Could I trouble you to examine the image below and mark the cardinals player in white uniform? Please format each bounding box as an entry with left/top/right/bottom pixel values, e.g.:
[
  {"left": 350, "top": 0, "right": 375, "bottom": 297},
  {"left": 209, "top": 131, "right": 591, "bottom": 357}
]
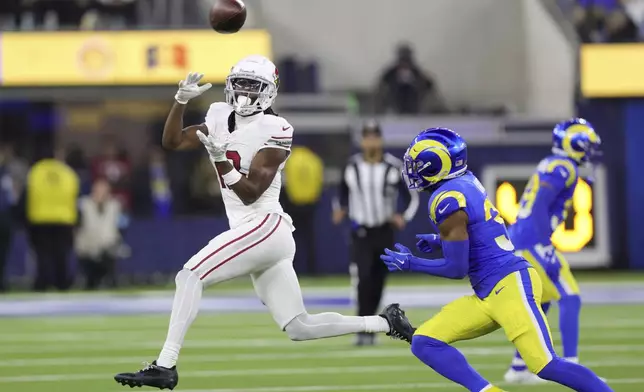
[{"left": 114, "top": 55, "right": 414, "bottom": 390}]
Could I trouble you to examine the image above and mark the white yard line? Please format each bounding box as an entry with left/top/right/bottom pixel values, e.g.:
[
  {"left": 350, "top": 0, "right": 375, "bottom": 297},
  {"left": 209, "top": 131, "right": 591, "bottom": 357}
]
[
  {"left": 2, "top": 346, "right": 643, "bottom": 368},
  {"left": 2, "top": 360, "right": 644, "bottom": 383},
  {"left": 3, "top": 339, "right": 644, "bottom": 356}
]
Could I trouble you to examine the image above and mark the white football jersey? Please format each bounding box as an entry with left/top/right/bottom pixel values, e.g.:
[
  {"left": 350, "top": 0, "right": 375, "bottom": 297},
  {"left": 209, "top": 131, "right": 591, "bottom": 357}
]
[{"left": 204, "top": 102, "right": 294, "bottom": 230}]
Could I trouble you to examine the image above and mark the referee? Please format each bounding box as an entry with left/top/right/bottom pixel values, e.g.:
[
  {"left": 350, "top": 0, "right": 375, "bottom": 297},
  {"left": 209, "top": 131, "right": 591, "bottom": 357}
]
[{"left": 332, "top": 121, "right": 419, "bottom": 346}]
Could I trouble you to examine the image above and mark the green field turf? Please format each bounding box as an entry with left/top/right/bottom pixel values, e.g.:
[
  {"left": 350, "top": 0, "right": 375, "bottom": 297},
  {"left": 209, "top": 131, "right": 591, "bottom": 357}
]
[{"left": 0, "top": 304, "right": 642, "bottom": 391}]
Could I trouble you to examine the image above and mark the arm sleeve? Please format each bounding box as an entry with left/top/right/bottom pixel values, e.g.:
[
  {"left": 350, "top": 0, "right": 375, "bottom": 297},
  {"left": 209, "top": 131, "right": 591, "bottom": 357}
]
[
  {"left": 527, "top": 160, "right": 576, "bottom": 233},
  {"left": 528, "top": 175, "right": 563, "bottom": 235},
  {"left": 409, "top": 239, "right": 469, "bottom": 279}
]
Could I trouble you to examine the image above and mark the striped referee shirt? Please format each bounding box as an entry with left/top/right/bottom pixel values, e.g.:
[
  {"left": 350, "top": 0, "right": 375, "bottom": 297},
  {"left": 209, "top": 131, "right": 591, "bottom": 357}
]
[{"left": 335, "top": 153, "right": 419, "bottom": 228}]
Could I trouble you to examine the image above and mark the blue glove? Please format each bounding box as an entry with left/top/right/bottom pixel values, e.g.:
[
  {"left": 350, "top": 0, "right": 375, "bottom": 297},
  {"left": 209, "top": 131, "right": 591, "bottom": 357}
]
[
  {"left": 380, "top": 243, "right": 412, "bottom": 272},
  {"left": 416, "top": 233, "right": 442, "bottom": 253},
  {"left": 541, "top": 245, "right": 561, "bottom": 281}
]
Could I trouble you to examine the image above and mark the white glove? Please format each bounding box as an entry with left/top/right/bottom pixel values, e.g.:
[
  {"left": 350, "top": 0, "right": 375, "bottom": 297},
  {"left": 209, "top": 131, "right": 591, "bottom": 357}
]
[
  {"left": 175, "top": 72, "right": 212, "bottom": 105},
  {"left": 196, "top": 131, "right": 228, "bottom": 162}
]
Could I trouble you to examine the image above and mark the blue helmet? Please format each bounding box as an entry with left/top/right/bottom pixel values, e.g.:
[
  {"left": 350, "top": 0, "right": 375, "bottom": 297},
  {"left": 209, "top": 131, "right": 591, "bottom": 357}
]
[
  {"left": 552, "top": 118, "right": 601, "bottom": 164},
  {"left": 402, "top": 127, "right": 468, "bottom": 190}
]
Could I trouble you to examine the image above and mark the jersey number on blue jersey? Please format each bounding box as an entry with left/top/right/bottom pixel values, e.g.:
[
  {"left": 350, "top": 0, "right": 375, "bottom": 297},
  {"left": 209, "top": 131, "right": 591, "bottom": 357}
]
[
  {"left": 484, "top": 198, "right": 515, "bottom": 252},
  {"left": 517, "top": 173, "right": 539, "bottom": 219}
]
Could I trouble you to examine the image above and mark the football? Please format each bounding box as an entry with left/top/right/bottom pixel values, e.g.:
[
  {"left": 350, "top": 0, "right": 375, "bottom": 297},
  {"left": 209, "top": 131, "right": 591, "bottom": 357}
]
[{"left": 209, "top": 0, "right": 247, "bottom": 34}]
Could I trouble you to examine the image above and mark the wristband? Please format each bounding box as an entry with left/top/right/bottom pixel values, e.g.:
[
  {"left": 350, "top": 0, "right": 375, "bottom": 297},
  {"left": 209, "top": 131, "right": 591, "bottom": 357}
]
[{"left": 222, "top": 170, "right": 243, "bottom": 186}]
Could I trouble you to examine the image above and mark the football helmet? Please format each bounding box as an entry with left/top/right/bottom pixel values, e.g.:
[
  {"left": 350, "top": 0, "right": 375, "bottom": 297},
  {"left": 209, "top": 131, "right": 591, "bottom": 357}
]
[
  {"left": 225, "top": 55, "right": 279, "bottom": 116},
  {"left": 552, "top": 117, "right": 601, "bottom": 164},
  {"left": 402, "top": 127, "right": 468, "bottom": 190}
]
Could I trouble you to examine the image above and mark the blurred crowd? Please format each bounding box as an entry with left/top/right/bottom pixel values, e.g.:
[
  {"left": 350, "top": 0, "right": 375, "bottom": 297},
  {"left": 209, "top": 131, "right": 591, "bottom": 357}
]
[{"left": 569, "top": 0, "right": 644, "bottom": 42}]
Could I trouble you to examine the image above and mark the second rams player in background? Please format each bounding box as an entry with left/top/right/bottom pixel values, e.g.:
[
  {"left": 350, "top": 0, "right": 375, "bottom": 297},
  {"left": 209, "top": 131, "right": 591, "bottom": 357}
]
[
  {"left": 504, "top": 118, "right": 603, "bottom": 384},
  {"left": 380, "top": 127, "right": 612, "bottom": 391}
]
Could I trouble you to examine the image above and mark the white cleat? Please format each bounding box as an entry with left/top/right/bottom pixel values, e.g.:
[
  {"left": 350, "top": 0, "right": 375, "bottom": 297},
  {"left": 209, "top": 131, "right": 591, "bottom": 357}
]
[{"left": 503, "top": 368, "right": 548, "bottom": 384}]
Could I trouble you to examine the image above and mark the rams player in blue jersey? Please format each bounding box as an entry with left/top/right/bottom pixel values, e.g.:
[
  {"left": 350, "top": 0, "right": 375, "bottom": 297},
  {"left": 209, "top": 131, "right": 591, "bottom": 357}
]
[
  {"left": 380, "top": 127, "right": 612, "bottom": 392},
  {"left": 503, "top": 118, "right": 602, "bottom": 384}
]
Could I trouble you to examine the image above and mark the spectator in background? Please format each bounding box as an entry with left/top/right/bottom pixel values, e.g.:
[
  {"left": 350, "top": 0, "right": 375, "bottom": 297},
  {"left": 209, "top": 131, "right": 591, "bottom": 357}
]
[
  {"left": 572, "top": 4, "right": 604, "bottom": 42},
  {"left": 80, "top": 0, "right": 137, "bottom": 30},
  {"left": 65, "top": 144, "right": 92, "bottom": 195},
  {"left": 0, "top": 143, "right": 28, "bottom": 200},
  {"left": 23, "top": 148, "right": 79, "bottom": 291},
  {"left": 189, "top": 154, "right": 223, "bottom": 215},
  {"left": 375, "top": 44, "right": 447, "bottom": 114},
  {"left": 92, "top": 136, "right": 131, "bottom": 211},
  {"left": 605, "top": 8, "right": 639, "bottom": 41},
  {"left": 0, "top": 148, "right": 16, "bottom": 292},
  {"left": 281, "top": 146, "right": 324, "bottom": 275},
  {"left": 76, "top": 178, "right": 123, "bottom": 290},
  {"left": 133, "top": 146, "right": 173, "bottom": 218}
]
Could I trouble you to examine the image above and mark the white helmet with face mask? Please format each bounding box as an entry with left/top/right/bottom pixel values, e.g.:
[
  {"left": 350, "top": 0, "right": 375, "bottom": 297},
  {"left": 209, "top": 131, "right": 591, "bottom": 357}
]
[{"left": 225, "top": 55, "right": 279, "bottom": 116}]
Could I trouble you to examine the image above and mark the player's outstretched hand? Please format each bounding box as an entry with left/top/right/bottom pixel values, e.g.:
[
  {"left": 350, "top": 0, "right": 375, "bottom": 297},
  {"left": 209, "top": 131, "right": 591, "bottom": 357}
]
[
  {"left": 380, "top": 243, "right": 412, "bottom": 272},
  {"left": 175, "top": 72, "right": 212, "bottom": 104},
  {"left": 416, "top": 233, "right": 441, "bottom": 253},
  {"left": 197, "top": 131, "right": 228, "bottom": 162}
]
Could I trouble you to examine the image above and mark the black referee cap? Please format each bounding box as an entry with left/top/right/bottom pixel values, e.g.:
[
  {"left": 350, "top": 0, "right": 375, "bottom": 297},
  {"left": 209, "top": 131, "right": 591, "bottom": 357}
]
[{"left": 362, "top": 120, "right": 382, "bottom": 137}]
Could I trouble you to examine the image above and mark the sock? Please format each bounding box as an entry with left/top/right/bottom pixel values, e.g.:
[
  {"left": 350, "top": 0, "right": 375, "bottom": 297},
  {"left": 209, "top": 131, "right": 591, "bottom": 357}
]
[
  {"left": 559, "top": 295, "right": 581, "bottom": 359},
  {"left": 411, "top": 335, "right": 491, "bottom": 392},
  {"left": 538, "top": 357, "right": 613, "bottom": 392},
  {"left": 511, "top": 302, "right": 551, "bottom": 371},
  {"left": 157, "top": 269, "right": 203, "bottom": 368},
  {"left": 285, "top": 312, "right": 389, "bottom": 340}
]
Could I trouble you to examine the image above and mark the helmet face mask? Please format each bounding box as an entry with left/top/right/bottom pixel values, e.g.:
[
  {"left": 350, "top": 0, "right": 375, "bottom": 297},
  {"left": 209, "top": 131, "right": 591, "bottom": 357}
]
[{"left": 225, "top": 55, "right": 279, "bottom": 116}]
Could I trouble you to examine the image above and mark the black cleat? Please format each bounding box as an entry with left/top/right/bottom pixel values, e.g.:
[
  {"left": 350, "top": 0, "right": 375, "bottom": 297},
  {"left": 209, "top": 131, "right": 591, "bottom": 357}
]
[
  {"left": 114, "top": 361, "right": 179, "bottom": 390},
  {"left": 379, "top": 303, "right": 416, "bottom": 344}
]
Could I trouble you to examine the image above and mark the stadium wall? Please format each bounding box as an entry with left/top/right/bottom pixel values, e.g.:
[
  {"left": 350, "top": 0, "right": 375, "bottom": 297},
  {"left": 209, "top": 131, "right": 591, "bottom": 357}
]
[
  {"left": 522, "top": 0, "right": 576, "bottom": 118},
  {"left": 263, "top": 0, "right": 574, "bottom": 116},
  {"left": 262, "top": 0, "right": 528, "bottom": 110}
]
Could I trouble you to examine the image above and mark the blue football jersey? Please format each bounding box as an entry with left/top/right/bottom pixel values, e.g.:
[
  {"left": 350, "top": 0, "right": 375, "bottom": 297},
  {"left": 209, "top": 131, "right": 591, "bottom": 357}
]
[
  {"left": 509, "top": 155, "right": 579, "bottom": 249},
  {"left": 428, "top": 171, "right": 529, "bottom": 298}
]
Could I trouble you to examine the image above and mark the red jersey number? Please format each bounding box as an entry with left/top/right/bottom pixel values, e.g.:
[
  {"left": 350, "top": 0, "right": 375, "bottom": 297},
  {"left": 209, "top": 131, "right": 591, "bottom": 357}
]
[{"left": 218, "top": 150, "right": 242, "bottom": 189}]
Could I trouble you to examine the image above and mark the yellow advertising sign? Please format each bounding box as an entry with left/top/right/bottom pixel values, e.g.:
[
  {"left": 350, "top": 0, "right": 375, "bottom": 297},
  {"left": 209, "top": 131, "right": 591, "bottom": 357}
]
[
  {"left": 580, "top": 44, "right": 644, "bottom": 98},
  {"left": 0, "top": 30, "right": 271, "bottom": 86}
]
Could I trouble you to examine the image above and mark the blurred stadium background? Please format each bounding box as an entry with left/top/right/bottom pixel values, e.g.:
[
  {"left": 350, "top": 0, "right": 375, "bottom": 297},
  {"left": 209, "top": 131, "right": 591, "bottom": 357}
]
[{"left": 1, "top": 0, "right": 644, "bottom": 391}]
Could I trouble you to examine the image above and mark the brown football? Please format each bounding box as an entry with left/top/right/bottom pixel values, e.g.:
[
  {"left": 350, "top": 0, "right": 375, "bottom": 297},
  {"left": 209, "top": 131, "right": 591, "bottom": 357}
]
[{"left": 209, "top": 0, "right": 247, "bottom": 34}]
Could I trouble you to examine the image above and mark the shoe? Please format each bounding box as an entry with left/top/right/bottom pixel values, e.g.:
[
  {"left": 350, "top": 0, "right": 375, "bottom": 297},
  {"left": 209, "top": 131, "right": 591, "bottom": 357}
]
[
  {"left": 503, "top": 368, "right": 546, "bottom": 384},
  {"left": 114, "top": 361, "right": 179, "bottom": 390},
  {"left": 379, "top": 303, "right": 415, "bottom": 343}
]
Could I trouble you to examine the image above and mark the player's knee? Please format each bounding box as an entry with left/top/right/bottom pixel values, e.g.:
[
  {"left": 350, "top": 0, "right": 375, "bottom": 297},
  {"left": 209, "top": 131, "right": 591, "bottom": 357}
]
[
  {"left": 175, "top": 268, "right": 201, "bottom": 287},
  {"left": 559, "top": 294, "right": 582, "bottom": 310},
  {"left": 284, "top": 313, "right": 311, "bottom": 341}
]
